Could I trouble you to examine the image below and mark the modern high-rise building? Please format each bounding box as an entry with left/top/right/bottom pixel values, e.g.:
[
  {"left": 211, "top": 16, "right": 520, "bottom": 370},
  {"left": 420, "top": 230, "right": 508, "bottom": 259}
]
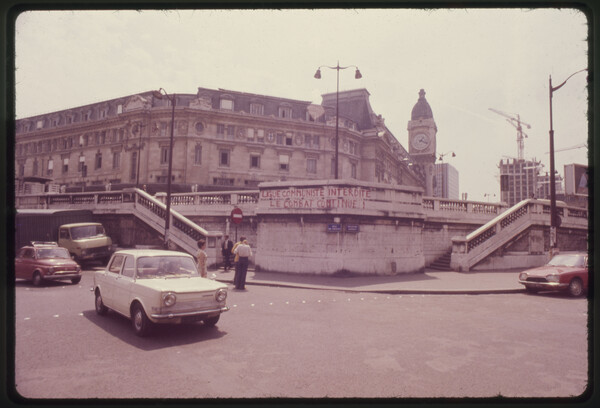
[
  {"left": 15, "top": 87, "right": 427, "bottom": 194},
  {"left": 433, "top": 162, "right": 459, "bottom": 199},
  {"left": 498, "top": 159, "right": 562, "bottom": 206},
  {"left": 535, "top": 171, "right": 565, "bottom": 200}
]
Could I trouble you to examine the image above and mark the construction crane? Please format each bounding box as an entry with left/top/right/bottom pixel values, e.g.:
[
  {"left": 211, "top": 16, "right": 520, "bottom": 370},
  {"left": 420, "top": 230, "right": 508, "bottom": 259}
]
[
  {"left": 545, "top": 143, "right": 587, "bottom": 154},
  {"left": 489, "top": 108, "right": 532, "bottom": 161}
]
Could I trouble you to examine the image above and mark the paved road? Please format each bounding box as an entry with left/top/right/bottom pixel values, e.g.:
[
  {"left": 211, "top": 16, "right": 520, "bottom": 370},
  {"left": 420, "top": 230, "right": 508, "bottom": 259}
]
[{"left": 12, "top": 270, "right": 589, "bottom": 400}]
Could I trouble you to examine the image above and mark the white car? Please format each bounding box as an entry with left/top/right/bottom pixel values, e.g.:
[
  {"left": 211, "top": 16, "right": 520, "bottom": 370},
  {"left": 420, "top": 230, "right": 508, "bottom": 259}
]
[{"left": 92, "top": 249, "right": 229, "bottom": 336}]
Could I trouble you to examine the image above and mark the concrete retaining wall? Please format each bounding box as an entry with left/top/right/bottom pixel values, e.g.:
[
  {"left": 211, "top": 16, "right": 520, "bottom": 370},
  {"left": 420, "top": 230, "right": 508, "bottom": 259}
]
[
  {"left": 253, "top": 180, "right": 426, "bottom": 276},
  {"left": 255, "top": 215, "right": 425, "bottom": 275}
]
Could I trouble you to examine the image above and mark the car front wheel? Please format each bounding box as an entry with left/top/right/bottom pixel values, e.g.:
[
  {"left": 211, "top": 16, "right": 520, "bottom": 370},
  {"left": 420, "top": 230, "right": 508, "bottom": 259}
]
[
  {"left": 524, "top": 286, "right": 539, "bottom": 294},
  {"left": 203, "top": 315, "right": 220, "bottom": 327},
  {"left": 95, "top": 290, "right": 108, "bottom": 315},
  {"left": 568, "top": 278, "right": 584, "bottom": 297},
  {"left": 132, "top": 303, "right": 152, "bottom": 336},
  {"left": 71, "top": 277, "right": 81, "bottom": 284},
  {"left": 32, "top": 272, "right": 43, "bottom": 287}
]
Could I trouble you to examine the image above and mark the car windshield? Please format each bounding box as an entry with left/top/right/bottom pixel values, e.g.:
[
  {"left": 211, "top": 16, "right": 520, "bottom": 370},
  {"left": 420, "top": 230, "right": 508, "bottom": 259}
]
[
  {"left": 70, "top": 225, "right": 106, "bottom": 239},
  {"left": 136, "top": 256, "right": 198, "bottom": 279},
  {"left": 548, "top": 254, "right": 586, "bottom": 267},
  {"left": 37, "top": 248, "right": 70, "bottom": 259}
]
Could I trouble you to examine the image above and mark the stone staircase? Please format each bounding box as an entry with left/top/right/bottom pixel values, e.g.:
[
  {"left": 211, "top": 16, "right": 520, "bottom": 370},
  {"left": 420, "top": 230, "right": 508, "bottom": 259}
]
[
  {"left": 429, "top": 249, "right": 452, "bottom": 271},
  {"left": 450, "top": 199, "right": 588, "bottom": 272}
]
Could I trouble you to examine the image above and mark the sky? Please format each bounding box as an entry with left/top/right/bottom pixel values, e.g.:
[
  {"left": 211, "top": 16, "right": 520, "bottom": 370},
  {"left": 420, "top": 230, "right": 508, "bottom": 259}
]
[{"left": 13, "top": 8, "right": 590, "bottom": 202}]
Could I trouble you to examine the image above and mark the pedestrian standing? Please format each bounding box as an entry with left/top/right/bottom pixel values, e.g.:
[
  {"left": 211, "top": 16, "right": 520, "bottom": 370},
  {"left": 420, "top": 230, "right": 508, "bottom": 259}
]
[
  {"left": 196, "top": 239, "right": 208, "bottom": 278},
  {"left": 221, "top": 235, "right": 234, "bottom": 271},
  {"left": 233, "top": 239, "right": 252, "bottom": 290},
  {"left": 231, "top": 236, "right": 246, "bottom": 288}
]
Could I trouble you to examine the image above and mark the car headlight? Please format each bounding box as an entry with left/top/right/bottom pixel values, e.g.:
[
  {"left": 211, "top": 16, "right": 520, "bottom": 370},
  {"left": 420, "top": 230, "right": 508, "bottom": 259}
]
[
  {"left": 546, "top": 274, "right": 560, "bottom": 283},
  {"left": 162, "top": 292, "right": 177, "bottom": 307},
  {"left": 519, "top": 273, "right": 528, "bottom": 281},
  {"left": 215, "top": 288, "right": 227, "bottom": 302}
]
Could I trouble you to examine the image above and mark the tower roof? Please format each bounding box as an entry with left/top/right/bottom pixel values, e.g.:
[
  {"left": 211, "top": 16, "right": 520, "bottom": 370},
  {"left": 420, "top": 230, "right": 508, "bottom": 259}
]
[{"left": 411, "top": 89, "right": 433, "bottom": 120}]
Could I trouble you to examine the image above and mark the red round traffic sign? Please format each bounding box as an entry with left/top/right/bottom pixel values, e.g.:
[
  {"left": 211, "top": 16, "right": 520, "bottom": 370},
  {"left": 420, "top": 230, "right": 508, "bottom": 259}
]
[{"left": 230, "top": 207, "right": 243, "bottom": 224}]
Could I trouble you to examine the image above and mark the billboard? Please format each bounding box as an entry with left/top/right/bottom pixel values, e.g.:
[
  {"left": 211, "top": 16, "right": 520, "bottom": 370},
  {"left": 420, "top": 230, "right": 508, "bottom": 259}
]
[{"left": 564, "top": 164, "right": 588, "bottom": 196}]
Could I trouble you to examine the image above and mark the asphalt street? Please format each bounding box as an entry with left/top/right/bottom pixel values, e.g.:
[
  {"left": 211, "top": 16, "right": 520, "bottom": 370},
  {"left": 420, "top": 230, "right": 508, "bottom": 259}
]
[{"left": 11, "top": 268, "right": 590, "bottom": 401}]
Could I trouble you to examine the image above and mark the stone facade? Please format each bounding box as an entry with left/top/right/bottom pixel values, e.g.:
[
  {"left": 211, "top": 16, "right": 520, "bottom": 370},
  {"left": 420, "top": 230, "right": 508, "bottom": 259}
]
[
  {"left": 15, "top": 87, "right": 425, "bottom": 193},
  {"left": 254, "top": 179, "right": 426, "bottom": 276}
]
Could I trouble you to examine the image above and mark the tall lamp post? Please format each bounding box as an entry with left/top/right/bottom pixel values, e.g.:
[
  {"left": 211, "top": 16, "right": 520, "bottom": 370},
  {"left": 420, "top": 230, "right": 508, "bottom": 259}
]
[
  {"left": 152, "top": 88, "right": 176, "bottom": 248},
  {"left": 548, "top": 68, "right": 586, "bottom": 254},
  {"left": 135, "top": 121, "right": 146, "bottom": 188},
  {"left": 314, "top": 62, "right": 362, "bottom": 179}
]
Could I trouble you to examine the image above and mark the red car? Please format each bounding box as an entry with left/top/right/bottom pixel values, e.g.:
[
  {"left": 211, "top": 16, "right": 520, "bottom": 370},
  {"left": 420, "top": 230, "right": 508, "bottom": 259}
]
[
  {"left": 518, "top": 252, "right": 589, "bottom": 297},
  {"left": 15, "top": 242, "right": 82, "bottom": 286}
]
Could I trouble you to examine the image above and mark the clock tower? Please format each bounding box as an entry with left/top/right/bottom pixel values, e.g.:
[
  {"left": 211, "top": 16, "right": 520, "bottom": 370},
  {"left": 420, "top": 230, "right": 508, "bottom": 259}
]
[{"left": 407, "top": 89, "right": 437, "bottom": 196}]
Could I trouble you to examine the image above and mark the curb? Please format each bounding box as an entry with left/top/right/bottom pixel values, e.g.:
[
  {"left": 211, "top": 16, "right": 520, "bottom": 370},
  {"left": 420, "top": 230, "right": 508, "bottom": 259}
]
[{"left": 215, "top": 277, "right": 525, "bottom": 295}]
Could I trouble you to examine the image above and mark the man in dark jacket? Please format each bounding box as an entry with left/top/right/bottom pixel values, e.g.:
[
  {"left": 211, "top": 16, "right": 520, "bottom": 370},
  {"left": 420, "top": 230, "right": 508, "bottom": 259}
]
[{"left": 221, "top": 235, "right": 234, "bottom": 271}]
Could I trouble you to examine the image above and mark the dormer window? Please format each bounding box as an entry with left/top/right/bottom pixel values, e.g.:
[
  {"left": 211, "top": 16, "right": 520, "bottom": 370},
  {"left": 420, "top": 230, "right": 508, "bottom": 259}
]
[
  {"left": 220, "top": 97, "right": 234, "bottom": 110},
  {"left": 278, "top": 105, "right": 292, "bottom": 118},
  {"left": 36, "top": 120, "right": 44, "bottom": 130},
  {"left": 250, "top": 103, "right": 264, "bottom": 115}
]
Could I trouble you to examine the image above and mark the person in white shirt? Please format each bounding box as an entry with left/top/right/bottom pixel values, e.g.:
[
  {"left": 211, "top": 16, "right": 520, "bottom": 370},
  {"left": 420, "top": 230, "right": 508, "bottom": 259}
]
[
  {"left": 233, "top": 240, "right": 252, "bottom": 290},
  {"left": 196, "top": 239, "right": 208, "bottom": 278}
]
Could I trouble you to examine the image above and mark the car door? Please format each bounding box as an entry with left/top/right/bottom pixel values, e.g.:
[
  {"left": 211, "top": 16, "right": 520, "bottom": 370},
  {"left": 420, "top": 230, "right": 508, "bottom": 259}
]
[
  {"left": 111, "top": 255, "right": 136, "bottom": 317},
  {"left": 15, "top": 248, "right": 35, "bottom": 280},
  {"left": 15, "top": 248, "right": 32, "bottom": 279},
  {"left": 100, "top": 254, "right": 125, "bottom": 309}
]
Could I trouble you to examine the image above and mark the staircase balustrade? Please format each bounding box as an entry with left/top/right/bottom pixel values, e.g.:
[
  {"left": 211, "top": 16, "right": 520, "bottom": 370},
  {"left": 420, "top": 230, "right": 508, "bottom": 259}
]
[{"left": 451, "top": 199, "right": 588, "bottom": 271}]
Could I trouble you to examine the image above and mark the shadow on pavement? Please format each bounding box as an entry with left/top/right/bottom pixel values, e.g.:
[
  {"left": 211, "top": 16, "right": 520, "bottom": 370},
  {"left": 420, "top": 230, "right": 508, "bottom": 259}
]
[
  {"left": 82, "top": 310, "right": 227, "bottom": 350},
  {"left": 249, "top": 270, "right": 438, "bottom": 289}
]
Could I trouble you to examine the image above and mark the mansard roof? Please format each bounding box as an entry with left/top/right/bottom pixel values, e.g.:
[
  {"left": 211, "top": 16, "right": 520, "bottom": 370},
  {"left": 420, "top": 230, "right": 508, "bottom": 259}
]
[
  {"left": 320, "top": 88, "right": 378, "bottom": 131},
  {"left": 196, "top": 86, "right": 314, "bottom": 120}
]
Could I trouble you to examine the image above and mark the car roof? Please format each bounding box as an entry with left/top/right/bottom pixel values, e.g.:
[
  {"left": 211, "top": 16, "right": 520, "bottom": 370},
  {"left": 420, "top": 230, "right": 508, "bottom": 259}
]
[
  {"left": 31, "top": 241, "right": 59, "bottom": 247},
  {"left": 113, "top": 249, "right": 194, "bottom": 258},
  {"left": 60, "top": 222, "right": 103, "bottom": 228}
]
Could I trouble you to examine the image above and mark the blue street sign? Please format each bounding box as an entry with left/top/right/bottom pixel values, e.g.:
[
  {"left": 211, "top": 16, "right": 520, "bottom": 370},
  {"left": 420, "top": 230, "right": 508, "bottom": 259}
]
[
  {"left": 327, "top": 223, "right": 342, "bottom": 232},
  {"left": 346, "top": 224, "right": 360, "bottom": 233}
]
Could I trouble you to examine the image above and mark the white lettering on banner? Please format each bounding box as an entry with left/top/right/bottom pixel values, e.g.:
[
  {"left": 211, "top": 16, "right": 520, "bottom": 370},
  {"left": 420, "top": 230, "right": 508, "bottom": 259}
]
[{"left": 261, "top": 187, "right": 372, "bottom": 210}]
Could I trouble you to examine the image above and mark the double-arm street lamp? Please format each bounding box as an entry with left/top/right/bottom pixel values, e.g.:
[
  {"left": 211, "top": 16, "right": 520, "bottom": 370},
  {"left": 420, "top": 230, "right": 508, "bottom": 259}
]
[
  {"left": 152, "top": 88, "right": 176, "bottom": 248},
  {"left": 314, "top": 62, "right": 362, "bottom": 179},
  {"left": 438, "top": 151, "right": 456, "bottom": 162},
  {"left": 548, "top": 68, "right": 587, "bottom": 253}
]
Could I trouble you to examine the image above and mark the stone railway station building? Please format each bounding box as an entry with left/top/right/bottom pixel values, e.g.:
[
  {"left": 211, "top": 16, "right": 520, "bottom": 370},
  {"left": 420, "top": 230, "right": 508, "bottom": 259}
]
[{"left": 15, "top": 86, "right": 438, "bottom": 195}]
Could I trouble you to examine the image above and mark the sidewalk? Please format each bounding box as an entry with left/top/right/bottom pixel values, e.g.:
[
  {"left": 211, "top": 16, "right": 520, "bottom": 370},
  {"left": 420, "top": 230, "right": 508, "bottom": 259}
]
[{"left": 213, "top": 267, "right": 525, "bottom": 295}]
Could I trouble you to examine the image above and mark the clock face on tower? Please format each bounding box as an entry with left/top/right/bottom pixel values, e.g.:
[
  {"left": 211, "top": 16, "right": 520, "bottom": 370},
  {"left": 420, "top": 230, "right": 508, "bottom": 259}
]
[{"left": 411, "top": 133, "right": 431, "bottom": 151}]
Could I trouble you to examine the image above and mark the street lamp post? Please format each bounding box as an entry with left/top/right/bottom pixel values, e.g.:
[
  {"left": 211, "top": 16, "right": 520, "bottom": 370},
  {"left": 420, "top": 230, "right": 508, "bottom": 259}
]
[
  {"left": 152, "top": 88, "right": 176, "bottom": 248},
  {"left": 314, "top": 62, "right": 362, "bottom": 179},
  {"left": 484, "top": 193, "right": 496, "bottom": 202},
  {"left": 548, "top": 68, "right": 586, "bottom": 254},
  {"left": 135, "top": 122, "right": 146, "bottom": 188},
  {"left": 438, "top": 151, "right": 456, "bottom": 162}
]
